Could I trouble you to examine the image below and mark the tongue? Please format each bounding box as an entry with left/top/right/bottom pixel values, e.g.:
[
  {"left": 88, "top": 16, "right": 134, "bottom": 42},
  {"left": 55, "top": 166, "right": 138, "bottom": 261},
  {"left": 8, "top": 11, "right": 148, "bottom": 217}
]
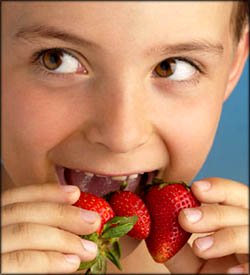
[{"left": 64, "top": 169, "right": 141, "bottom": 197}]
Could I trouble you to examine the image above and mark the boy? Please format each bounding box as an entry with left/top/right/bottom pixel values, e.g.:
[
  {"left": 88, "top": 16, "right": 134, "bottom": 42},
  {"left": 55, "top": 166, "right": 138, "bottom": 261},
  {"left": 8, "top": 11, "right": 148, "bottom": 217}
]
[{"left": 1, "top": 1, "right": 249, "bottom": 274}]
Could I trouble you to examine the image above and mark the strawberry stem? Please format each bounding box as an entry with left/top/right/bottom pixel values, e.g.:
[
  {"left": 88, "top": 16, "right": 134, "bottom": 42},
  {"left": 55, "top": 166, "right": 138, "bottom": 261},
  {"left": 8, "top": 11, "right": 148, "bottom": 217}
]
[
  {"left": 152, "top": 178, "right": 190, "bottom": 190},
  {"left": 78, "top": 216, "right": 138, "bottom": 274},
  {"left": 120, "top": 180, "right": 128, "bottom": 190}
]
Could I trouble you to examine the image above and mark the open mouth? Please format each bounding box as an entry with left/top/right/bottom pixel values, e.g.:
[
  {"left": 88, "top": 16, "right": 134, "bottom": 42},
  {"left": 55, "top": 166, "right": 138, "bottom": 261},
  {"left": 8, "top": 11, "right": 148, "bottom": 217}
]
[{"left": 56, "top": 166, "right": 158, "bottom": 197}]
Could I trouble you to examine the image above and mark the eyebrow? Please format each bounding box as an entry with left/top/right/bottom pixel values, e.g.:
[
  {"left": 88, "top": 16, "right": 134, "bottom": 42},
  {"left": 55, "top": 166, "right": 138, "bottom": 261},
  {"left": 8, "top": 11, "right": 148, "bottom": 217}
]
[
  {"left": 145, "top": 40, "right": 224, "bottom": 57},
  {"left": 15, "top": 24, "right": 224, "bottom": 56},
  {"left": 15, "top": 25, "right": 99, "bottom": 49}
]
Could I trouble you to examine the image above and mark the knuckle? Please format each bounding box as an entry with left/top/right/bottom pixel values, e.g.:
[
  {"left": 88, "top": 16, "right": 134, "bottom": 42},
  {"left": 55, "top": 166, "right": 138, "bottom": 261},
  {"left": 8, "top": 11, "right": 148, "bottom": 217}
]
[
  {"left": 2, "top": 188, "right": 15, "bottom": 206},
  {"left": 210, "top": 205, "right": 223, "bottom": 222},
  {"left": 56, "top": 203, "right": 68, "bottom": 218},
  {"left": 39, "top": 251, "right": 52, "bottom": 271},
  {"left": 226, "top": 227, "right": 238, "bottom": 243},
  {"left": 46, "top": 251, "right": 66, "bottom": 268},
  {"left": 4, "top": 202, "right": 23, "bottom": 217},
  {"left": 11, "top": 223, "right": 31, "bottom": 238},
  {"left": 56, "top": 226, "right": 76, "bottom": 245},
  {"left": 3, "top": 250, "right": 50, "bottom": 273},
  {"left": 4, "top": 202, "right": 18, "bottom": 214},
  {"left": 9, "top": 250, "right": 29, "bottom": 269}
]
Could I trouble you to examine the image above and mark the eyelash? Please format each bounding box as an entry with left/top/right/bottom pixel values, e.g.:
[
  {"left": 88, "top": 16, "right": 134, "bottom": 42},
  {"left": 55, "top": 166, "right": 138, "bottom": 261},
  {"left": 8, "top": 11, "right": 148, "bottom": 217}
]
[
  {"left": 31, "top": 48, "right": 82, "bottom": 79},
  {"left": 152, "top": 56, "right": 203, "bottom": 86},
  {"left": 172, "top": 57, "right": 202, "bottom": 73},
  {"left": 30, "top": 48, "right": 204, "bottom": 84}
]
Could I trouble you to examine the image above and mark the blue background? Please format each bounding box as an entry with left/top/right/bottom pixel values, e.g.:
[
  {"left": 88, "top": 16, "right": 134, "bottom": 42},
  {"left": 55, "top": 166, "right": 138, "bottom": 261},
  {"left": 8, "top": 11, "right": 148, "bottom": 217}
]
[{"left": 195, "top": 59, "right": 249, "bottom": 185}]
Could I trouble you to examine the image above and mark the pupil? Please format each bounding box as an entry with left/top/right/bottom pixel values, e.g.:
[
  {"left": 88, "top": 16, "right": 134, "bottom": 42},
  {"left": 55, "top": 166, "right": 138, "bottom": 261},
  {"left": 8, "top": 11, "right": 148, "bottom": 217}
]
[
  {"left": 155, "top": 58, "right": 176, "bottom": 77},
  {"left": 160, "top": 61, "right": 171, "bottom": 71},
  {"left": 43, "top": 49, "right": 63, "bottom": 70},
  {"left": 50, "top": 53, "right": 60, "bottom": 65}
]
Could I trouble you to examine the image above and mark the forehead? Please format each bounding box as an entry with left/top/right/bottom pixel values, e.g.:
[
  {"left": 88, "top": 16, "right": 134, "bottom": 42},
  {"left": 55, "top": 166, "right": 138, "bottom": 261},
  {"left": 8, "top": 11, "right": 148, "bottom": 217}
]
[{"left": 4, "top": 2, "right": 233, "bottom": 53}]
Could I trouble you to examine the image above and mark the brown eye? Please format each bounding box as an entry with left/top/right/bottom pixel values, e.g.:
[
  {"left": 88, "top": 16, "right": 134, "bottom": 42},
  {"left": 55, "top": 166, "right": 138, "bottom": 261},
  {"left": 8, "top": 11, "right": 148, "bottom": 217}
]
[
  {"left": 39, "top": 48, "right": 84, "bottom": 74},
  {"left": 154, "top": 58, "right": 176, "bottom": 77},
  {"left": 42, "top": 49, "right": 63, "bottom": 70}
]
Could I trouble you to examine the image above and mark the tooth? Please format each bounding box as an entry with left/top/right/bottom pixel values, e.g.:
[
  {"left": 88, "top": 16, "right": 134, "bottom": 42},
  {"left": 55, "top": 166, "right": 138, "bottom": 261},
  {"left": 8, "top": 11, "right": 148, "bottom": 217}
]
[
  {"left": 111, "top": 175, "right": 128, "bottom": 181},
  {"left": 128, "top": 174, "right": 138, "bottom": 179},
  {"left": 96, "top": 174, "right": 107, "bottom": 178},
  {"left": 75, "top": 169, "right": 81, "bottom": 173},
  {"left": 85, "top": 172, "right": 94, "bottom": 177}
]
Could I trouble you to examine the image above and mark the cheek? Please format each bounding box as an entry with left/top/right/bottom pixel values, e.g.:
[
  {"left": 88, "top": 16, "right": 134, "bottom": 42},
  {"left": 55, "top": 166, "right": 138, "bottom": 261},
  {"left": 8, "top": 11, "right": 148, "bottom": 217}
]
[
  {"left": 2, "top": 78, "right": 88, "bottom": 184},
  {"left": 154, "top": 93, "right": 224, "bottom": 181},
  {"left": 3, "top": 88, "right": 64, "bottom": 154}
]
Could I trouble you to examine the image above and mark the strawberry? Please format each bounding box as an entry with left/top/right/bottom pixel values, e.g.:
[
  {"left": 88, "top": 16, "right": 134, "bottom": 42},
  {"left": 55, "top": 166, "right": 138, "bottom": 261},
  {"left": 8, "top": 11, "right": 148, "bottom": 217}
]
[
  {"left": 73, "top": 191, "right": 115, "bottom": 234},
  {"left": 108, "top": 191, "right": 151, "bottom": 240},
  {"left": 144, "top": 179, "right": 200, "bottom": 263},
  {"left": 73, "top": 191, "right": 138, "bottom": 274}
]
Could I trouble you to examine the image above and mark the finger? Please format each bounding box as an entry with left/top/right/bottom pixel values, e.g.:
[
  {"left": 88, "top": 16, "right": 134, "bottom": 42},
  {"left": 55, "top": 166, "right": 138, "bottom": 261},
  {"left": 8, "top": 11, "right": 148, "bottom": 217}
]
[
  {"left": 192, "top": 226, "right": 248, "bottom": 259},
  {"left": 191, "top": 178, "right": 248, "bottom": 208},
  {"left": 227, "top": 263, "right": 249, "bottom": 274},
  {"left": 2, "top": 223, "right": 98, "bottom": 262},
  {"left": 164, "top": 243, "right": 204, "bottom": 274},
  {"left": 2, "top": 250, "right": 80, "bottom": 273},
  {"left": 2, "top": 183, "right": 80, "bottom": 206},
  {"left": 2, "top": 201, "right": 101, "bottom": 235},
  {"left": 179, "top": 204, "right": 248, "bottom": 233}
]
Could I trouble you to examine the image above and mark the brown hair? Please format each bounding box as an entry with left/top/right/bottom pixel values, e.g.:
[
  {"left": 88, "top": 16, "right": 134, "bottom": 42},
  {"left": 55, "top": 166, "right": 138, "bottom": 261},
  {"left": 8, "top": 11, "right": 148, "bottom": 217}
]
[{"left": 232, "top": 1, "right": 249, "bottom": 42}]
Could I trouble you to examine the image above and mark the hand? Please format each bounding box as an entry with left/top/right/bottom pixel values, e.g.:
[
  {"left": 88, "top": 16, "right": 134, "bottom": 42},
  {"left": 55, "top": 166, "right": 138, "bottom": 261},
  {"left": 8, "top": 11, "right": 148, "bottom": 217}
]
[
  {"left": 164, "top": 177, "right": 249, "bottom": 274},
  {"left": 1, "top": 183, "right": 101, "bottom": 273}
]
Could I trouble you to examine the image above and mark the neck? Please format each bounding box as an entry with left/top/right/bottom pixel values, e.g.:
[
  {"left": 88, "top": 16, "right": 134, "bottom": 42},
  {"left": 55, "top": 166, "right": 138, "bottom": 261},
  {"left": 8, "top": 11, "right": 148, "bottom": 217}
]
[{"left": 107, "top": 238, "right": 168, "bottom": 273}]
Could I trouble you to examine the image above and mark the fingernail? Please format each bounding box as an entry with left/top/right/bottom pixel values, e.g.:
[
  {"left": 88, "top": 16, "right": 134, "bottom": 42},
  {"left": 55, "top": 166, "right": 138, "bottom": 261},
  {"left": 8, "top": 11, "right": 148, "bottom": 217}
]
[
  {"left": 195, "top": 236, "right": 214, "bottom": 251},
  {"left": 65, "top": 254, "right": 80, "bottom": 264},
  {"left": 82, "top": 239, "right": 98, "bottom": 254},
  {"left": 61, "top": 185, "right": 78, "bottom": 193},
  {"left": 193, "top": 180, "right": 211, "bottom": 191},
  {"left": 227, "top": 265, "right": 244, "bottom": 274},
  {"left": 81, "top": 209, "right": 100, "bottom": 224},
  {"left": 183, "top": 208, "right": 202, "bottom": 223}
]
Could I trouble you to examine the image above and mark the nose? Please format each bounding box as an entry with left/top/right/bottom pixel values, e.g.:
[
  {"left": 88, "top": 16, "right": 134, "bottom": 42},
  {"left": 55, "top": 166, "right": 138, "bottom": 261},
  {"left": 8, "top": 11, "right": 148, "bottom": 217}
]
[{"left": 84, "top": 78, "right": 153, "bottom": 153}]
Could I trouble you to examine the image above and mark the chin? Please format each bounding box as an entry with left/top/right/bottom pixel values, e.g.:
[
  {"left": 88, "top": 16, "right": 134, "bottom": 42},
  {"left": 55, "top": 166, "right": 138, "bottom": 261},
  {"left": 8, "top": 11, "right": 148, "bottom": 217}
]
[{"left": 119, "top": 235, "right": 142, "bottom": 259}]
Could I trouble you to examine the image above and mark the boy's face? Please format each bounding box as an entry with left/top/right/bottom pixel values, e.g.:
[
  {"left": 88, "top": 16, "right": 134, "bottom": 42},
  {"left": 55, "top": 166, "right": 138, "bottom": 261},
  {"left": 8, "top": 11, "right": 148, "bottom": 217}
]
[{"left": 2, "top": 2, "right": 238, "bottom": 192}]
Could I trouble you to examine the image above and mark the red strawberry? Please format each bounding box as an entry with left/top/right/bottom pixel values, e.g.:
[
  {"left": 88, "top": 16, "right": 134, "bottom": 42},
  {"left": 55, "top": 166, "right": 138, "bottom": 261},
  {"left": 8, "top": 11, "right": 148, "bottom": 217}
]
[
  {"left": 144, "top": 180, "right": 200, "bottom": 263},
  {"left": 73, "top": 191, "right": 115, "bottom": 234},
  {"left": 73, "top": 191, "right": 138, "bottom": 274},
  {"left": 109, "top": 191, "right": 151, "bottom": 240}
]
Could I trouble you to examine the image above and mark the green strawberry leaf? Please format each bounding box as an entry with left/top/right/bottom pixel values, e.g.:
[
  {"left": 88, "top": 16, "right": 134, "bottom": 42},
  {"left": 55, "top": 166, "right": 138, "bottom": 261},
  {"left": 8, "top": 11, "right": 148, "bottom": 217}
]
[
  {"left": 102, "top": 216, "right": 138, "bottom": 233},
  {"left": 106, "top": 250, "right": 122, "bottom": 270},
  {"left": 78, "top": 258, "right": 97, "bottom": 271},
  {"left": 90, "top": 254, "right": 107, "bottom": 274},
  {"left": 102, "top": 222, "right": 135, "bottom": 239},
  {"left": 111, "top": 240, "right": 121, "bottom": 259},
  {"left": 152, "top": 177, "right": 164, "bottom": 185},
  {"left": 102, "top": 216, "right": 138, "bottom": 238},
  {"left": 102, "top": 216, "right": 125, "bottom": 231},
  {"left": 79, "top": 250, "right": 100, "bottom": 271},
  {"left": 81, "top": 232, "right": 99, "bottom": 242},
  {"left": 85, "top": 268, "right": 91, "bottom": 275},
  {"left": 120, "top": 180, "right": 128, "bottom": 190}
]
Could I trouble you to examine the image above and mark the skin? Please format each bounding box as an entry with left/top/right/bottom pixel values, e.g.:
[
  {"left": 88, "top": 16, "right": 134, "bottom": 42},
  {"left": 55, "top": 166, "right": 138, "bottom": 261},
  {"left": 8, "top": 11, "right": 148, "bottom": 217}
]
[{"left": 1, "top": 1, "right": 249, "bottom": 274}]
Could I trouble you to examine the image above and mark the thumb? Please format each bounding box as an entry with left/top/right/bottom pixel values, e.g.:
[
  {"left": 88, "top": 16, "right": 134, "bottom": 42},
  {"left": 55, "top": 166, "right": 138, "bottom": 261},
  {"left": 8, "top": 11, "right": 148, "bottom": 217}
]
[{"left": 164, "top": 241, "right": 204, "bottom": 274}]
